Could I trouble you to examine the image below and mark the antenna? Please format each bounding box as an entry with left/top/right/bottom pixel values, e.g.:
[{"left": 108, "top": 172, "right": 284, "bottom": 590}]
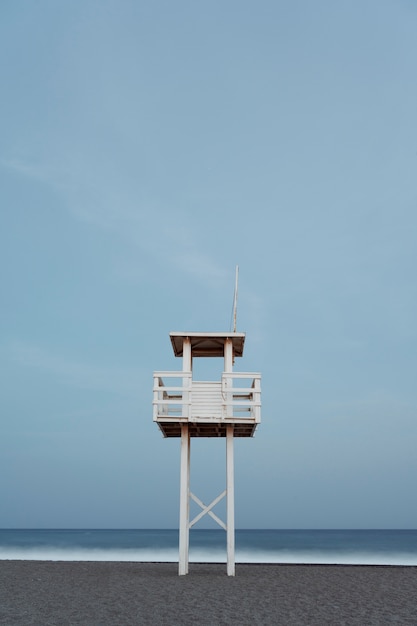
[{"left": 233, "top": 265, "right": 239, "bottom": 332}]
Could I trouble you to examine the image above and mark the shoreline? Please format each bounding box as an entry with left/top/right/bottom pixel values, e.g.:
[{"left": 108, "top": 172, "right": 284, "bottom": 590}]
[
  {"left": 2, "top": 558, "right": 417, "bottom": 567},
  {"left": 1, "top": 561, "right": 416, "bottom": 625}
]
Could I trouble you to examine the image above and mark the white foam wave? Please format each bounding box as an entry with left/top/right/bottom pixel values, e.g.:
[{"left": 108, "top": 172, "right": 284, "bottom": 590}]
[
  {"left": 1, "top": 546, "right": 416, "bottom": 566},
  {"left": 234, "top": 549, "right": 417, "bottom": 566},
  {"left": 0, "top": 547, "right": 179, "bottom": 562}
]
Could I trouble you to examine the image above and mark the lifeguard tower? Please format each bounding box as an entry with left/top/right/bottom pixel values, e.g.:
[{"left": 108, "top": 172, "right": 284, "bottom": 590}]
[{"left": 153, "top": 330, "right": 261, "bottom": 575}]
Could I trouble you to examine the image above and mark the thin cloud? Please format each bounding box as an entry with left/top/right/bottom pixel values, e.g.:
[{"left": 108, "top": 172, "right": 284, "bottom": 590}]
[
  {"left": 9, "top": 341, "right": 143, "bottom": 396},
  {"left": 1, "top": 157, "right": 57, "bottom": 184},
  {"left": 174, "top": 250, "right": 229, "bottom": 282},
  {"left": 3, "top": 154, "right": 232, "bottom": 286}
]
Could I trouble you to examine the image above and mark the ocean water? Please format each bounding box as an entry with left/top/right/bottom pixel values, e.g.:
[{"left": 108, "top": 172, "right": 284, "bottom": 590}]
[{"left": 1, "top": 529, "right": 417, "bottom": 565}]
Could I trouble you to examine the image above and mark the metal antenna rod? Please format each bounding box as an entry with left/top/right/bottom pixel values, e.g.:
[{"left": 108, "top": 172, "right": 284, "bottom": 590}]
[{"left": 233, "top": 265, "right": 239, "bottom": 333}]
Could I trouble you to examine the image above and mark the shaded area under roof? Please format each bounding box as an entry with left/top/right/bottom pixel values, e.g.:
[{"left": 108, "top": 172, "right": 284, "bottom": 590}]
[{"left": 169, "top": 332, "right": 246, "bottom": 358}]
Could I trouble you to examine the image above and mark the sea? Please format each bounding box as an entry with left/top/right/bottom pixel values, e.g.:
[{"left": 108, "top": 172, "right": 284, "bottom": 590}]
[{"left": 1, "top": 529, "right": 417, "bottom": 565}]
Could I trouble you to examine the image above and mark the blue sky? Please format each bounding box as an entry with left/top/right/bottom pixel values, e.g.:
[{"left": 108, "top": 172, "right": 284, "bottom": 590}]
[{"left": 1, "top": 0, "right": 416, "bottom": 529}]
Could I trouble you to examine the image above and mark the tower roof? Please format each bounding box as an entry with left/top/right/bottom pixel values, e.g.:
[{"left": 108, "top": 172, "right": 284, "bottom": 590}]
[{"left": 169, "top": 332, "right": 246, "bottom": 358}]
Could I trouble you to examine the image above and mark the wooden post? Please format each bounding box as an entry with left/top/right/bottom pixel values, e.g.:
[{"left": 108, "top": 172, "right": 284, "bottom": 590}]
[
  {"left": 179, "top": 423, "right": 190, "bottom": 575},
  {"left": 179, "top": 337, "right": 192, "bottom": 575},
  {"left": 224, "top": 337, "right": 233, "bottom": 373},
  {"left": 224, "top": 338, "right": 235, "bottom": 575},
  {"left": 226, "top": 424, "right": 235, "bottom": 576}
]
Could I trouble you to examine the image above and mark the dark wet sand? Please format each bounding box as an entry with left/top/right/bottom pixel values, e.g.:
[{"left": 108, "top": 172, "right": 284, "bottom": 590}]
[{"left": 1, "top": 561, "right": 416, "bottom": 625}]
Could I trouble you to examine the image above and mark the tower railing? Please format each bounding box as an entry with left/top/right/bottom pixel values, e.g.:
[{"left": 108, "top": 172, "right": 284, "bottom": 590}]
[
  {"left": 152, "top": 371, "right": 192, "bottom": 419},
  {"left": 153, "top": 371, "right": 261, "bottom": 422}
]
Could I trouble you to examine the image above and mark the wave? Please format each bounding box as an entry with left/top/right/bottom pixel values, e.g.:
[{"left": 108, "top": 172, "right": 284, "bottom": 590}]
[{"left": 1, "top": 545, "right": 416, "bottom": 566}]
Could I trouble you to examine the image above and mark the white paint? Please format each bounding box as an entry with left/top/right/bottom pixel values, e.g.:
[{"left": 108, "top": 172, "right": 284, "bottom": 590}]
[
  {"left": 178, "top": 423, "right": 190, "bottom": 575},
  {"left": 226, "top": 424, "right": 235, "bottom": 576},
  {"left": 154, "top": 331, "right": 261, "bottom": 575}
]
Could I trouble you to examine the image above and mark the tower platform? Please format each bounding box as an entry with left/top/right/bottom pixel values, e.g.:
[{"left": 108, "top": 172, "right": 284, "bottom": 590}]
[
  {"left": 153, "top": 333, "right": 261, "bottom": 438},
  {"left": 155, "top": 419, "right": 258, "bottom": 438}
]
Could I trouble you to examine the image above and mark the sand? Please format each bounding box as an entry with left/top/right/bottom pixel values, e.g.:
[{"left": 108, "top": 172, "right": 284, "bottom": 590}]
[{"left": 0, "top": 561, "right": 416, "bottom": 625}]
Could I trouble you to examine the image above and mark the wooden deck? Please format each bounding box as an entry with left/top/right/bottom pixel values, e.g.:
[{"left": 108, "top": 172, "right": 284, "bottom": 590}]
[{"left": 155, "top": 419, "right": 258, "bottom": 438}]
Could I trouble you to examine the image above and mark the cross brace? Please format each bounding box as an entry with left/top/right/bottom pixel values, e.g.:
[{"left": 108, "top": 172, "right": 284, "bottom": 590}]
[{"left": 189, "top": 491, "right": 227, "bottom": 530}]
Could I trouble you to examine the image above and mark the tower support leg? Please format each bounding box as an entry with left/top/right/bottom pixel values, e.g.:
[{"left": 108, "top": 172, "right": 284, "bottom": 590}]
[
  {"left": 179, "top": 424, "right": 190, "bottom": 575},
  {"left": 226, "top": 425, "right": 235, "bottom": 576}
]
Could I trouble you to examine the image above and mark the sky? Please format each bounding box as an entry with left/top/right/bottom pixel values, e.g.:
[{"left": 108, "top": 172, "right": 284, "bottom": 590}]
[{"left": 1, "top": 0, "right": 416, "bottom": 530}]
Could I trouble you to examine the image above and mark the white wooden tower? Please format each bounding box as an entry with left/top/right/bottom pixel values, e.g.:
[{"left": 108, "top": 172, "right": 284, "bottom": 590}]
[{"left": 153, "top": 331, "right": 261, "bottom": 575}]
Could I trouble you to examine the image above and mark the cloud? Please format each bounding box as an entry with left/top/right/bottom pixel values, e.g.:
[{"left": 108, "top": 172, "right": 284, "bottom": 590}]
[
  {"left": 1, "top": 157, "right": 59, "bottom": 186},
  {"left": 2, "top": 154, "right": 229, "bottom": 285},
  {"left": 323, "top": 390, "right": 417, "bottom": 435},
  {"left": 8, "top": 341, "right": 144, "bottom": 396}
]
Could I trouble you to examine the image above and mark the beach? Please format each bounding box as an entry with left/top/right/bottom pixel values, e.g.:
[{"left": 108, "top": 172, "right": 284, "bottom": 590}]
[{"left": 1, "top": 562, "right": 416, "bottom": 625}]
